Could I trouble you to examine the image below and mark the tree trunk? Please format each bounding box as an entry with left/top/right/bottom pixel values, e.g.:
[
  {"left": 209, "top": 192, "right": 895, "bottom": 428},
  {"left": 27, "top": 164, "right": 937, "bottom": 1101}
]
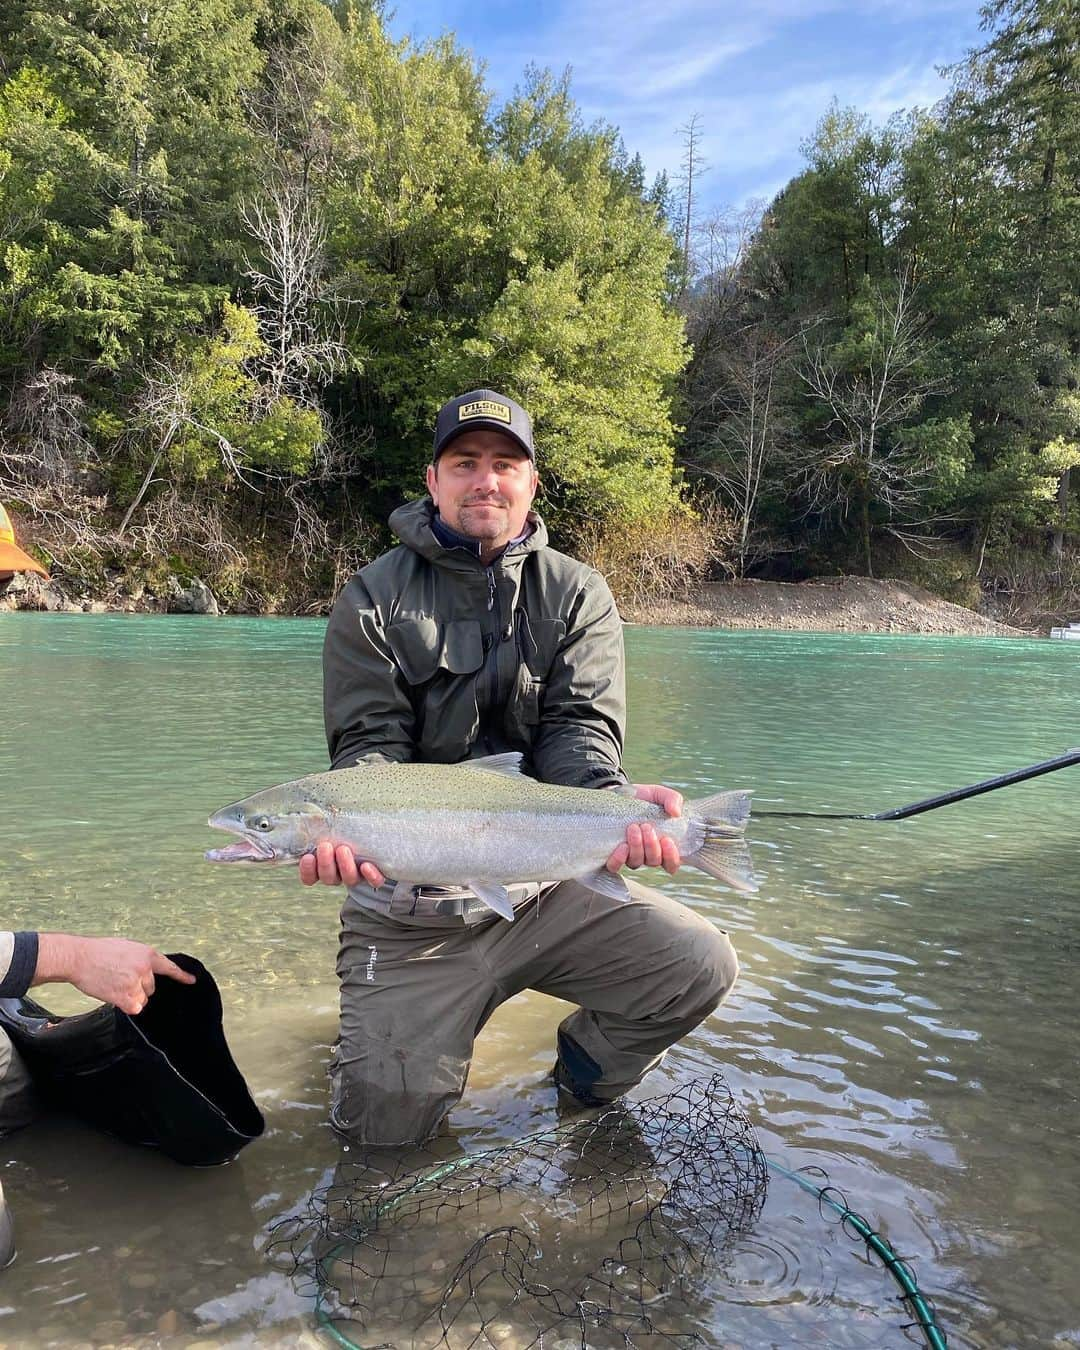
[
  {"left": 975, "top": 518, "right": 989, "bottom": 578},
  {"left": 117, "top": 449, "right": 162, "bottom": 537},
  {"left": 862, "top": 494, "right": 873, "bottom": 578},
  {"left": 118, "top": 420, "right": 176, "bottom": 536},
  {"left": 1051, "top": 465, "right": 1070, "bottom": 557}
]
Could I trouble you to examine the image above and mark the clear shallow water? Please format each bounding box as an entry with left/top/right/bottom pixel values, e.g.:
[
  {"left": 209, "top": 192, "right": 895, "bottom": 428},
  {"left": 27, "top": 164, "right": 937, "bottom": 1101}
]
[{"left": 1, "top": 614, "right": 1078, "bottom": 1349}]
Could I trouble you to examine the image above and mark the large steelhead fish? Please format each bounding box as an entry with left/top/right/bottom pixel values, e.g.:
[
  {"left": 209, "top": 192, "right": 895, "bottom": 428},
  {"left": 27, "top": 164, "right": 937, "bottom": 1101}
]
[{"left": 205, "top": 753, "right": 755, "bottom": 920}]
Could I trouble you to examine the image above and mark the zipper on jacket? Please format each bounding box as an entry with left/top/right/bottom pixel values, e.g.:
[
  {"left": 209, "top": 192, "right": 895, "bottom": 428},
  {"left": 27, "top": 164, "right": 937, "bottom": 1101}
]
[
  {"left": 487, "top": 567, "right": 501, "bottom": 709},
  {"left": 482, "top": 566, "right": 500, "bottom": 752}
]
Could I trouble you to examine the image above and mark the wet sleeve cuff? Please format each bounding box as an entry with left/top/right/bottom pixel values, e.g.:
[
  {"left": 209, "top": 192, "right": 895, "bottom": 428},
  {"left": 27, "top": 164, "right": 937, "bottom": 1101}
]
[
  {"left": 0, "top": 931, "right": 38, "bottom": 998},
  {"left": 579, "top": 764, "right": 630, "bottom": 790}
]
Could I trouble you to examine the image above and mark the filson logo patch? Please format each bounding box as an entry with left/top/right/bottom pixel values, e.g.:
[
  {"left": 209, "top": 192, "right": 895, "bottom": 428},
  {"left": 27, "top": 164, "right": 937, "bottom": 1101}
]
[{"left": 458, "top": 399, "right": 512, "bottom": 424}]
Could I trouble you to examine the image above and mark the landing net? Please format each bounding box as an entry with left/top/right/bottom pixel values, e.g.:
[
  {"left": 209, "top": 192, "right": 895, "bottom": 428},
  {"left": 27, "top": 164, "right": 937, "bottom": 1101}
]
[{"left": 270, "top": 1073, "right": 768, "bottom": 1349}]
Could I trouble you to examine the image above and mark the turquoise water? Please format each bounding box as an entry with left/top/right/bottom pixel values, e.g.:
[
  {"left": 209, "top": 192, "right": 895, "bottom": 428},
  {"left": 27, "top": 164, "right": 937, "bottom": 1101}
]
[{"left": 1, "top": 614, "right": 1078, "bottom": 1348}]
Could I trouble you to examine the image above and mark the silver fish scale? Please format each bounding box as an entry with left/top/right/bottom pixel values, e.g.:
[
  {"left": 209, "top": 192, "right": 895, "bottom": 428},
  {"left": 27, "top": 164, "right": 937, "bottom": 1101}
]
[
  {"left": 327, "top": 806, "right": 697, "bottom": 886},
  {"left": 299, "top": 762, "right": 664, "bottom": 820}
]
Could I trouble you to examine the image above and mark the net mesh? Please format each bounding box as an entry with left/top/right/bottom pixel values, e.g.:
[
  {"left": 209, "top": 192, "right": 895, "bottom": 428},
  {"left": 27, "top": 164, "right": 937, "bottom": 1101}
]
[{"left": 270, "top": 1073, "right": 768, "bottom": 1349}]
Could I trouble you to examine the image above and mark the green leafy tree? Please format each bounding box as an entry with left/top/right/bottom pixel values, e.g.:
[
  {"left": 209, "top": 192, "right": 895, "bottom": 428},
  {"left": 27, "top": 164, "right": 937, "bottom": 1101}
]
[
  {"left": 0, "top": 0, "right": 266, "bottom": 379},
  {"left": 319, "top": 21, "right": 687, "bottom": 536},
  {"left": 0, "top": 0, "right": 703, "bottom": 603}
]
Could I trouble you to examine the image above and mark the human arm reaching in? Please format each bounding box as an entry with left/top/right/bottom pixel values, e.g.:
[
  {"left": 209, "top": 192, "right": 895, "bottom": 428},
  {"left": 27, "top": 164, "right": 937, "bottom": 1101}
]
[{"left": 30, "top": 934, "right": 195, "bottom": 1015}]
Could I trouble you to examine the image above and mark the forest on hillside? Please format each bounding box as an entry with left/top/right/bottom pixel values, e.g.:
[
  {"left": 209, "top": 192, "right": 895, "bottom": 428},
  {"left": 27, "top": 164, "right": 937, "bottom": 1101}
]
[{"left": 0, "top": 0, "right": 1077, "bottom": 619}]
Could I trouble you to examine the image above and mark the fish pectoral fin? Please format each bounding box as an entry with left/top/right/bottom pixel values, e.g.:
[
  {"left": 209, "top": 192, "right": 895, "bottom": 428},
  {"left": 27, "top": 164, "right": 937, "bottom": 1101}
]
[
  {"left": 466, "top": 881, "right": 517, "bottom": 921},
  {"left": 458, "top": 752, "right": 526, "bottom": 778},
  {"left": 580, "top": 869, "right": 633, "bottom": 903}
]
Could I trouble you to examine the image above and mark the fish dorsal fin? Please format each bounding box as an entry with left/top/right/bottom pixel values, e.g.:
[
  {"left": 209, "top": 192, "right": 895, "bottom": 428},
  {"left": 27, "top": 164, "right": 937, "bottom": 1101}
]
[{"left": 459, "top": 752, "right": 526, "bottom": 777}]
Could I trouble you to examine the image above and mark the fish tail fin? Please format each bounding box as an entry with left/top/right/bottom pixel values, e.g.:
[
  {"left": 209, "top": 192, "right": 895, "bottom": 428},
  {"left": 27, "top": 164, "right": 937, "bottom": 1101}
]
[
  {"left": 685, "top": 790, "right": 757, "bottom": 893},
  {"left": 686, "top": 789, "right": 752, "bottom": 832},
  {"left": 688, "top": 836, "right": 757, "bottom": 893}
]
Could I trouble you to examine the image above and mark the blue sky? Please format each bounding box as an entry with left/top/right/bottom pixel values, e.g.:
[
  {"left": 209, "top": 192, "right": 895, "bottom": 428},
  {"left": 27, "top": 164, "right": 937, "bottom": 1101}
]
[{"left": 387, "top": 0, "right": 989, "bottom": 214}]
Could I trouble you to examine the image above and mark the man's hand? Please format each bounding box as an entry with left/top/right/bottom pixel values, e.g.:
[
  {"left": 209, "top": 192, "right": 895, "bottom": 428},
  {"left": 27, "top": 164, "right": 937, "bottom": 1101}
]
[
  {"left": 34, "top": 934, "right": 197, "bottom": 1016},
  {"left": 299, "top": 841, "right": 386, "bottom": 889},
  {"left": 605, "top": 784, "right": 683, "bottom": 875}
]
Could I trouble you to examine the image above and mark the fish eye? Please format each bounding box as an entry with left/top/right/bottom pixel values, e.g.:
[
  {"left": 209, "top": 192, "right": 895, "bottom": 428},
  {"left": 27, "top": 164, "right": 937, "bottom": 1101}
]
[{"left": 248, "top": 815, "right": 274, "bottom": 832}]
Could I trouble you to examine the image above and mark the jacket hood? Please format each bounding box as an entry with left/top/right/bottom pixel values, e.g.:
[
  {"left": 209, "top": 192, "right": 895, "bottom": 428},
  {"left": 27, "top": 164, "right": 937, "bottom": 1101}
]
[{"left": 388, "top": 497, "right": 549, "bottom": 566}]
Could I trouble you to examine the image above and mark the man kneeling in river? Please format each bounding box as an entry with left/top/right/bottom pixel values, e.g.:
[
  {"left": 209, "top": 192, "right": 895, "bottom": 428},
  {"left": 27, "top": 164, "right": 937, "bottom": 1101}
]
[{"left": 302, "top": 389, "right": 739, "bottom": 1145}]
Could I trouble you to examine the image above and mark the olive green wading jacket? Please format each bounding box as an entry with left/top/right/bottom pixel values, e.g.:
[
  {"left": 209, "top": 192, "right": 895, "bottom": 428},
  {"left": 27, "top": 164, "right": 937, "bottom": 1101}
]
[{"left": 323, "top": 498, "right": 628, "bottom": 791}]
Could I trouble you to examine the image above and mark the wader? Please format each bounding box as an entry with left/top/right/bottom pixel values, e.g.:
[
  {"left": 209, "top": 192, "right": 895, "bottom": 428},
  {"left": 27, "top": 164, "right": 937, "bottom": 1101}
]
[
  {"left": 331, "top": 879, "right": 738, "bottom": 1146},
  {"left": 0, "top": 1028, "right": 35, "bottom": 1268}
]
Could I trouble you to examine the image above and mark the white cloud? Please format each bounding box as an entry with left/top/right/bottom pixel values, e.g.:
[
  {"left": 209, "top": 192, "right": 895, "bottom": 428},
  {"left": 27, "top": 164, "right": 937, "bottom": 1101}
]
[{"left": 633, "top": 43, "right": 751, "bottom": 99}]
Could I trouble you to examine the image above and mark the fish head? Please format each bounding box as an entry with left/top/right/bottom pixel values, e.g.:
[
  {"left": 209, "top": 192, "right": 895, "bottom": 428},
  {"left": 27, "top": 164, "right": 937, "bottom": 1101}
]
[{"left": 205, "top": 783, "right": 332, "bottom": 863}]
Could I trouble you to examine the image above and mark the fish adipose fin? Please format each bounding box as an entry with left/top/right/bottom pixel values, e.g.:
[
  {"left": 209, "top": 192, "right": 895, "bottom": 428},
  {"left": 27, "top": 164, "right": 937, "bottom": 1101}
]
[
  {"left": 459, "top": 752, "right": 526, "bottom": 778},
  {"left": 579, "top": 869, "right": 633, "bottom": 903},
  {"left": 685, "top": 790, "right": 757, "bottom": 893},
  {"left": 466, "top": 881, "right": 517, "bottom": 921}
]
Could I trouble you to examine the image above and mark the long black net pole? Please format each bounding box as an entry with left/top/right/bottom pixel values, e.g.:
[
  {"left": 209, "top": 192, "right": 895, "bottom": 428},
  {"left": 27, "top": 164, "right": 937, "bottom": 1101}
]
[{"left": 755, "top": 748, "right": 1080, "bottom": 821}]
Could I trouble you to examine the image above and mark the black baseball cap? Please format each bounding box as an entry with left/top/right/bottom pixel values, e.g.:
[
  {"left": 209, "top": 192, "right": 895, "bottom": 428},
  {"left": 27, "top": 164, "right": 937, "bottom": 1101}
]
[{"left": 432, "top": 389, "right": 535, "bottom": 461}]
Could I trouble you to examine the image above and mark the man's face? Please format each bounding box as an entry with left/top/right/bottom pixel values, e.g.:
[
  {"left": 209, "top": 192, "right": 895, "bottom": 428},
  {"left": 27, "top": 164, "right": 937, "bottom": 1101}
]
[{"left": 426, "top": 429, "right": 539, "bottom": 558}]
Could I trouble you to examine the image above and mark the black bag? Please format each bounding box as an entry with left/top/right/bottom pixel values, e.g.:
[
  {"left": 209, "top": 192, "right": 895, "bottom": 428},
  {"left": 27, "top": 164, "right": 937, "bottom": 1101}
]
[{"left": 0, "top": 953, "right": 264, "bottom": 1165}]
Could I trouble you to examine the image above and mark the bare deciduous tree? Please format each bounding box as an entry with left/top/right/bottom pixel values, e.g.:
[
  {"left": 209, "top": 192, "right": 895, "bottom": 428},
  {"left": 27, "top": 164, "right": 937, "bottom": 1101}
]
[
  {"left": 0, "top": 367, "right": 112, "bottom": 578},
  {"left": 241, "top": 180, "right": 352, "bottom": 407},
  {"left": 675, "top": 113, "right": 708, "bottom": 295},
  {"left": 245, "top": 32, "right": 339, "bottom": 195},
  {"left": 794, "top": 275, "right": 946, "bottom": 575},
  {"left": 680, "top": 204, "right": 766, "bottom": 442},
  {"left": 687, "top": 325, "right": 797, "bottom": 575},
  {"left": 693, "top": 202, "right": 762, "bottom": 305},
  {"left": 117, "top": 355, "right": 269, "bottom": 539},
  {"left": 2, "top": 366, "right": 95, "bottom": 485}
]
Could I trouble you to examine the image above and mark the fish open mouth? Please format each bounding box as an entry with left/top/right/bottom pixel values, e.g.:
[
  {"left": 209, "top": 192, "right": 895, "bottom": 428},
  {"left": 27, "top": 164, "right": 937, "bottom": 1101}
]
[{"left": 204, "top": 837, "right": 277, "bottom": 863}]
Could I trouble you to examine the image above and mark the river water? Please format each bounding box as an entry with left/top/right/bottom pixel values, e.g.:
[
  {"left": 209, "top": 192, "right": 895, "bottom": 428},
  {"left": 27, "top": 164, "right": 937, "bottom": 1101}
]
[{"left": 0, "top": 614, "right": 1077, "bottom": 1350}]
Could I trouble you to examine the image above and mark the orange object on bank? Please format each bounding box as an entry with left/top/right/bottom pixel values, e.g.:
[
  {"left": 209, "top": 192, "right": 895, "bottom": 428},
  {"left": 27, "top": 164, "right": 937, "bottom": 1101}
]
[{"left": 0, "top": 502, "right": 48, "bottom": 578}]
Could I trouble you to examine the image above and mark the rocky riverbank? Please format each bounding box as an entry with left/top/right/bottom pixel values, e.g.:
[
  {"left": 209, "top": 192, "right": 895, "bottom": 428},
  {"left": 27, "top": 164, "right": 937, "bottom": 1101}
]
[
  {"left": 0, "top": 569, "right": 220, "bottom": 614},
  {"left": 0, "top": 568, "right": 1041, "bottom": 635},
  {"left": 621, "top": 576, "right": 1033, "bottom": 636}
]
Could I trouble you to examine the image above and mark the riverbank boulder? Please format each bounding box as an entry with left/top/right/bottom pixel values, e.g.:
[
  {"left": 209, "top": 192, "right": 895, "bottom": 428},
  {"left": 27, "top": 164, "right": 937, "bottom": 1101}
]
[
  {"left": 164, "top": 576, "right": 220, "bottom": 615},
  {"left": 0, "top": 571, "right": 78, "bottom": 612}
]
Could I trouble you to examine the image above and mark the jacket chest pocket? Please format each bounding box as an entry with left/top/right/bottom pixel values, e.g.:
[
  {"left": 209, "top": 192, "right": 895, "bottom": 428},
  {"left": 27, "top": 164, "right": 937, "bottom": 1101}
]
[
  {"left": 509, "top": 615, "right": 566, "bottom": 728},
  {"left": 386, "top": 618, "right": 485, "bottom": 686},
  {"left": 386, "top": 617, "right": 486, "bottom": 759}
]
